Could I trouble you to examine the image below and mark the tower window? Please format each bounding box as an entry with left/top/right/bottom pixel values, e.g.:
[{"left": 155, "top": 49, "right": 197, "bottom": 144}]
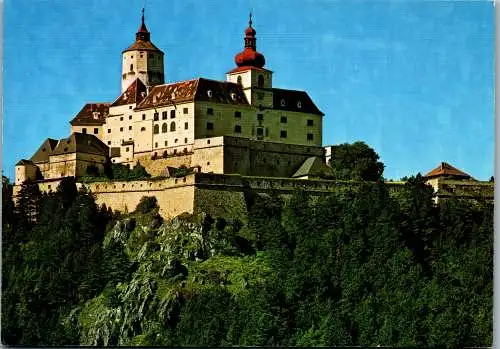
[
  {"left": 258, "top": 75, "right": 264, "bottom": 87},
  {"left": 184, "top": 137, "right": 188, "bottom": 143},
  {"left": 237, "top": 75, "right": 242, "bottom": 86},
  {"left": 257, "top": 114, "right": 264, "bottom": 121},
  {"left": 130, "top": 64, "right": 133, "bottom": 71},
  {"left": 307, "top": 119, "right": 314, "bottom": 126},
  {"left": 82, "top": 128, "right": 87, "bottom": 134},
  {"left": 162, "top": 123, "right": 168, "bottom": 133},
  {"left": 175, "top": 139, "right": 178, "bottom": 143},
  {"left": 165, "top": 141, "right": 168, "bottom": 146},
  {"left": 183, "top": 107, "right": 188, "bottom": 114},
  {"left": 170, "top": 110, "right": 176, "bottom": 118},
  {"left": 162, "top": 111, "right": 167, "bottom": 120},
  {"left": 142, "top": 114, "right": 146, "bottom": 120},
  {"left": 234, "top": 111, "right": 241, "bottom": 118},
  {"left": 94, "top": 128, "right": 98, "bottom": 134},
  {"left": 155, "top": 142, "right": 158, "bottom": 148},
  {"left": 154, "top": 112, "right": 159, "bottom": 121},
  {"left": 280, "top": 130, "right": 287, "bottom": 138},
  {"left": 281, "top": 116, "right": 287, "bottom": 123},
  {"left": 206, "top": 122, "right": 214, "bottom": 131},
  {"left": 234, "top": 125, "right": 242, "bottom": 133},
  {"left": 153, "top": 125, "right": 159, "bottom": 134},
  {"left": 207, "top": 108, "right": 213, "bottom": 115},
  {"left": 170, "top": 122, "right": 176, "bottom": 132},
  {"left": 184, "top": 122, "right": 189, "bottom": 130},
  {"left": 256, "top": 127, "right": 264, "bottom": 136},
  {"left": 307, "top": 133, "right": 314, "bottom": 141}
]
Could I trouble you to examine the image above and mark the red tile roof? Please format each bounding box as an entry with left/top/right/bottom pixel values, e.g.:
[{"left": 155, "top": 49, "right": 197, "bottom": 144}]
[
  {"left": 135, "top": 78, "right": 249, "bottom": 110},
  {"left": 70, "top": 103, "right": 110, "bottom": 126},
  {"left": 110, "top": 78, "right": 148, "bottom": 107},
  {"left": 424, "top": 162, "right": 472, "bottom": 179}
]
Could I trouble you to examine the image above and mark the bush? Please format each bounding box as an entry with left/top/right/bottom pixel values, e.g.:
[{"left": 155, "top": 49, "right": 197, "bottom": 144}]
[{"left": 135, "top": 196, "right": 158, "bottom": 214}]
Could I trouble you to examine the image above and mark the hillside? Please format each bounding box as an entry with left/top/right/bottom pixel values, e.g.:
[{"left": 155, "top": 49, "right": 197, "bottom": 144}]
[{"left": 2, "top": 177, "right": 493, "bottom": 346}]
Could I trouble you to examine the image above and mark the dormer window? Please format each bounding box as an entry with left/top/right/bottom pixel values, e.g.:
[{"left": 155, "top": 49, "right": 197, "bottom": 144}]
[
  {"left": 280, "top": 99, "right": 286, "bottom": 107},
  {"left": 123, "top": 93, "right": 128, "bottom": 100},
  {"left": 141, "top": 92, "right": 146, "bottom": 98},
  {"left": 207, "top": 90, "right": 213, "bottom": 98},
  {"left": 231, "top": 93, "right": 237, "bottom": 100},
  {"left": 92, "top": 112, "right": 99, "bottom": 119},
  {"left": 297, "top": 101, "right": 302, "bottom": 108}
]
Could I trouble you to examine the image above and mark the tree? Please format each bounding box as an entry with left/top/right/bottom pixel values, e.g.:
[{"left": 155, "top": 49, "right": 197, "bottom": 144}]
[{"left": 327, "top": 141, "right": 384, "bottom": 181}]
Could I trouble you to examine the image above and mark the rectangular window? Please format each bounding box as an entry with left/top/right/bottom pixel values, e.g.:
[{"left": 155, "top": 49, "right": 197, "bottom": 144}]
[
  {"left": 120, "top": 117, "right": 123, "bottom": 121},
  {"left": 257, "top": 114, "right": 264, "bottom": 121},
  {"left": 184, "top": 122, "right": 188, "bottom": 130},
  {"left": 82, "top": 128, "right": 87, "bottom": 134},
  {"left": 256, "top": 127, "right": 264, "bottom": 136},
  {"left": 120, "top": 127, "right": 124, "bottom": 132},
  {"left": 154, "top": 112, "right": 159, "bottom": 121},
  {"left": 107, "top": 141, "right": 111, "bottom": 145},
  {"left": 142, "top": 114, "right": 146, "bottom": 120},
  {"left": 155, "top": 142, "right": 158, "bottom": 148},
  {"left": 170, "top": 110, "right": 176, "bottom": 118},
  {"left": 207, "top": 108, "right": 213, "bottom": 115},
  {"left": 234, "top": 125, "right": 242, "bottom": 133},
  {"left": 125, "top": 147, "right": 129, "bottom": 152},
  {"left": 235, "top": 111, "right": 241, "bottom": 118},
  {"left": 183, "top": 107, "right": 188, "bottom": 114},
  {"left": 206, "top": 122, "right": 214, "bottom": 131},
  {"left": 94, "top": 128, "right": 98, "bottom": 134},
  {"left": 107, "top": 129, "right": 111, "bottom": 133},
  {"left": 307, "top": 133, "right": 314, "bottom": 140},
  {"left": 164, "top": 140, "right": 168, "bottom": 146},
  {"left": 162, "top": 111, "right": 167, "bottom": 120},
  {"left": 129, "top": 115, "right": 132, "bottom": 120},
  {"left": 307, "top": 119, "right": 314, "bottom": 126},
  {"left": 129, "top": 126, "right": 132, "bottom": 130},
  {"left": 280, "top": 130, "right": 287, "bottom": 138},
  {"left": 281, "top": 116, "right": 287, "bottom": 123},
  {"left": 184, "top": 137, "right": 188, "bottom": 143}
]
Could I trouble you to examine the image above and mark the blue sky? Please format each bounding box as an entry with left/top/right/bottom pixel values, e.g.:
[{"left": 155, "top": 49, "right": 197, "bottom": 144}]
[{"left": 3, "top": 0, "right": 494, "bottom": 180}]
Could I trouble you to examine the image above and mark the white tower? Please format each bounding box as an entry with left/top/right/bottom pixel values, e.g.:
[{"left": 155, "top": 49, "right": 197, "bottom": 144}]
[{"left": 121, "top": 9, "right": 165, "bottom": 93}]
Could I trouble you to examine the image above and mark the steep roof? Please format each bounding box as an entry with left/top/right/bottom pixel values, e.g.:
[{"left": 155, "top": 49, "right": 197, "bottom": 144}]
[
  {"left": 424, "top": 162, "right": 473, "bottom": 180},
  {"left": 16, "top": 159, "right": 35, "bottom": 166},
  {"left": 135, "top": 78, "right": 249, "bottom": 110},
  {"left": 292, "top": 156, "right": 333, "bottom": 178},
  {"left": 51, "top": 133, "right": 109, "bottom": 157},
  {"left": 271, "top": 88, "right": 324, "bottom": 116},
  {"left": 123, "top": 40, "right": 163, "bottom": 53},
  {"left": 70, "top": 103, "right": 110, "bottom": 126},
  {"left": 110, "top": 78, "right": 148, "bottom": 107},
  {"left": 30, "top": 138, "right": 59, "bottom": 163}
]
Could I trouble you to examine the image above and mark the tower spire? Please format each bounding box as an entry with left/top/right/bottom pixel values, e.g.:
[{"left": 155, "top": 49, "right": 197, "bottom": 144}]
[
  {"left": 136, "top": 7, "right": 150, "bottom": 41},
  {"left": 249, "top": 12, "right": 252, "bottom": 27}
]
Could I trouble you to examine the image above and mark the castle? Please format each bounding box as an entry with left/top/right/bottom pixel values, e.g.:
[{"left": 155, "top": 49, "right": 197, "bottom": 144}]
[{"left": 13, "top": 12, "right": 492, "bottom": 218}]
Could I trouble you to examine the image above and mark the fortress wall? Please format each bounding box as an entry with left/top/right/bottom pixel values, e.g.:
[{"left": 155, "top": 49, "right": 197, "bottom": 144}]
[
  {"left": 134, "top": 153, "right": 193, "bottom": 176},
  {"left": 85, "top": 175, "right": 196, "bottom": 218}
]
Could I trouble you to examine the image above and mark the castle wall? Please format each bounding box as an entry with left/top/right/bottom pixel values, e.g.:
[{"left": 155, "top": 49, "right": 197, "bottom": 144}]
[
  {"left": 85, "top": 176, "right": 195, "bottom": 218},
  {"left": 134, "top": 153, "right": 193, "bottom": 176},
  {"left": 15, "top": 163, "right": 39, "bottom": 185}
]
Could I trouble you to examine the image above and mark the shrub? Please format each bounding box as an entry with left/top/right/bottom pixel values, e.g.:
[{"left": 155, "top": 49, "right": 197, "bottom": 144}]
[{"left": 135, "top": 196, "right": 158, "bottom": 214}]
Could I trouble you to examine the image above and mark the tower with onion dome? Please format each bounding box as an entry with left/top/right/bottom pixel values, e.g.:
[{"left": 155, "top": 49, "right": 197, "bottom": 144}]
[
  {"left": 226, "top": 13, "right": 274, "bottom": 106},
  {"left": 121, "top": 9, "right": 165, "bottom": 92}
]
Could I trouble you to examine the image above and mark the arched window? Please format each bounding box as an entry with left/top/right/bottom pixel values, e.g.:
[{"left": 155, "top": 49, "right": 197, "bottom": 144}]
[
  {"left": 237, "top": 76, "right": 242, "bottom": 86},
  {"left": 257, "top": 75, "right": 264, "bottom": 87},
  {"left": 170, "top": 122, "right": 176, "bottom": 132},
  {"left": 162, "top": 123, "right": 168, "bottom": 133},
  {"left": 153, "top": 124, "right": 159, "bottom": 134}
]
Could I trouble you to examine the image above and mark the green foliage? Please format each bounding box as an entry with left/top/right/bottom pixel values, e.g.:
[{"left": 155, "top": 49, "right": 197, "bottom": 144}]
[
  {"left": 135, "top": 196, "right": 158, "bottom": 214},
  {"left": 79, "top": 161, "right": 151, "bottom": 182},
  {"left": 328, "top": 141, "right": 385, "bottom": 181},
  {"left": 2, "top": 174, "right": 492, "bottom": 347}
]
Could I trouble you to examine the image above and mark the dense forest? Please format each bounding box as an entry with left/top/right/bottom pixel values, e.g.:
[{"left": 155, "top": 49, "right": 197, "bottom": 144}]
[{"left": 2, "top": 171, "right": 492, "bottom": 347}]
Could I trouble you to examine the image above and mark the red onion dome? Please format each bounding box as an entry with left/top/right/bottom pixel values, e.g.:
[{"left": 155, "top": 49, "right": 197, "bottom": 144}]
[
  {"left": 233, "top": 13, "right": 266, "bottom": 68},
  {"left": 234, "top": 48, "right": 265, "bottom": 68}
]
